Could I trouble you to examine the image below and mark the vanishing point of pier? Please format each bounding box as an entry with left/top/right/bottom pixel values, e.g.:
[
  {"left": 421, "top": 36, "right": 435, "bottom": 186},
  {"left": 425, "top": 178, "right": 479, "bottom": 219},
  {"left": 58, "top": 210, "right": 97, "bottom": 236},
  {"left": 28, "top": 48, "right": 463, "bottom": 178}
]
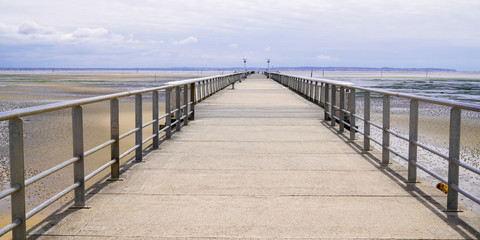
[{"left": 2, "top": 73, "right": 480, "bottom": 239}]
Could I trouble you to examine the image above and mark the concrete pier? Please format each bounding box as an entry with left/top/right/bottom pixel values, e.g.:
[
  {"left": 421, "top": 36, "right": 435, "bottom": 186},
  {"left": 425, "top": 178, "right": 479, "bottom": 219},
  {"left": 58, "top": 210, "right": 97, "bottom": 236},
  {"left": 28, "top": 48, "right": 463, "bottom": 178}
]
[{"left": 31, "top": 74, "right": 480, "bottom": 239}]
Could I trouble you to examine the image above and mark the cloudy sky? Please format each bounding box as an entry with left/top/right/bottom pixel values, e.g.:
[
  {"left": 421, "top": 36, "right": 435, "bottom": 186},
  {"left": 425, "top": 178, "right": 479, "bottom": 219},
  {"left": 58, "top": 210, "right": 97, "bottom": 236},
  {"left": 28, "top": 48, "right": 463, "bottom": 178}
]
[{"left": 0, "top": 0, "right": 479, "bottom": 70}]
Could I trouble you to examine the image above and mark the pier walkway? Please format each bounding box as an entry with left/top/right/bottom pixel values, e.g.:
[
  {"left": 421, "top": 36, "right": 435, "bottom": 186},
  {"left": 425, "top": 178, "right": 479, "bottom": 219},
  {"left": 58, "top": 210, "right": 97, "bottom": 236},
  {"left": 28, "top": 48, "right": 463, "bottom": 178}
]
[{"left": 31, "top": 74, "right": 480, "bottom": 239}]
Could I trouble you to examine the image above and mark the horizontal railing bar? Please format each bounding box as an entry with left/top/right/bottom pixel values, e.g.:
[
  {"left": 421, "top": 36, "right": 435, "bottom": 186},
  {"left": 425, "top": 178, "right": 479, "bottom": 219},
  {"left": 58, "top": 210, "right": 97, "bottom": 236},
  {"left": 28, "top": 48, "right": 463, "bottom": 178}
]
[
  {"left": 188, "top": 111, "right": 193, "bottom": 116},
  {"left": 365, "top": 133, "right": 382, "bottom": 146},
  {"left": 171, "top": 120, "right": 179, "bottom": 126},
  {"left": 269, "top": 72, "right": 480, "bottom": 112},
  {"left": 159, "top": 126, "right": 168, "bottom": 134},
  {"left": 451, "top": 184, "right": 480, "bottom": 205},
  {"left": 142, "top": 119, "right": 156, "bottom": 128},
  {"left": 413, "top": 140, "right": 449, "bottom": 160},
  {"left": 26, "top": 182, "right": 80, "bottom": 219},
  {"left": 119, "top": 127, "right": 140, "bottom": 140},
  {"left": 354, "top": 86, "right": 480, "bottom": 112},
  {"left": 385, "top": 128, "right": 409, "bottom": 142},
  {"left": 85, "top": 159, "right": 117, "bottom": 182},
  {"left": 0, "top": 219, "right": 21, "bottom": 237},
  {"left": 181, "top": 105, "right": 187, "bottom": 109},
  {"left": 166, "top": 72, "right": 242, "bottom": 86},
  {"left": 340, "top": 120, "right": 350, "bottom": 127},
  {"left": 366, "top": 120, "right": 382, "bottom": 130},
  {"left": 413, "top": 161, "right": 447, "bottom": 183},
  {"left": 453, "top": 158, "right": 480, "bottom": 175},
  {"left": 0, "top": 72, "right": 245, "bottom": 121},
  {"left": 159, "top": 113, "right": 168, "bottom": 120},
  {"left": 142, "top": 134, "right": 156, "bottom": 145},
  {"left": 84, "top": 139, "right": 115, "bottom": 158},
  {"left": 0, "top": 185, "right": 21, "bottom": 200},
  {"left": 384, "top": 145, "right": 409, "bottom": 162},
  {"left": 25, "top": 157, "right": 80, "bottom": 186},
  {"left": 119, "top": 144, "right": 140, "bottom": 160},
  {"left": 171, "top": 109, "right": 179, "bottom": 114},
  {"left": 351, "top": 113, "right": 363, "bottom": 121},
  {"left": 180, "top": 115, "right": 187, "bottom": 120}
]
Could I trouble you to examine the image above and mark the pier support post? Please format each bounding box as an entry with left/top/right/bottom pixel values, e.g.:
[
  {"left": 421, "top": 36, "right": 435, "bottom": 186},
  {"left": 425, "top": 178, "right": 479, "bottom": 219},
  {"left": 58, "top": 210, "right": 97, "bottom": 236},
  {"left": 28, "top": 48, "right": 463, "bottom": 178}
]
[
  {"left": 339, "top": 87, "right": 345, "bottom": 133},
  {"left": 9, "top": 118, "right": 26, "bottom": 239},
  {"left": 189, "top": 83, "right": 195, "bottom": 120},
  {"left": 165, "top": 88, "right": 172, "bottom": 139},
  {"left": 447, "top": 107, "right": 461, "bottom": 211},
  {"left": 184, "top": 84, "right": 189, "bottom": 126},
  {"left": 364, "top": 92, "right": 371, "bottom": 151},
  {"left": 110, "top": 99, "right": 120, "bottom": 179},
  {"left": 331, "top": 85, "right": 336, "bottom": 126},
  {"left": 135, "top": 94, "right": 142, "bottom": 162},
  {"left": 407, "top": 100, "right": 418, "bottom": 183},
  {"left": 175, "top": 86, "right": 181, "bottom": 132},
  {"left": 349, "top": 89, "right": 356, "bottom": 140},
  {"left": 152, "top": 91, "right": 159, "bottom": 149},
  {"left": 324, "top": 83, "right": 329, "bottom": 121},
  {"left": 382, "top": 95, "right": 390, "bottom": 165},
  {"left": 72, "top": 106, "right": 86, "bottom": 207}
]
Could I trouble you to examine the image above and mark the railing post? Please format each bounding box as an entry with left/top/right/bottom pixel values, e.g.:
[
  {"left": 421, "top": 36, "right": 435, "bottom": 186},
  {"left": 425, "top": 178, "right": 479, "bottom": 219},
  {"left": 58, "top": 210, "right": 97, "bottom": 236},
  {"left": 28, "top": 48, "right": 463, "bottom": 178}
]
[
  {"left": 209, "top": 79, "right": 213, "bottom": 95},
  {"left": 135, "top": 94, "right": 142, "bottom": 162},
  {"left": 175, "top": 86, "right": 181, "bottom": 132},
  {"left": 72, "top": 106, "right": 86, "bottom": 207},
  {"left": 382, "top": 95, "right": 390, "bottom": 165},
  {"left": 110, "top": 99, "right": 120, "bottom": 179},
  {"left": 202, "top": 80, "right": 206, "bottom": 99},
  {"left": 152, "top": 91, "right": 159, "bottom": 149},
  {"left": 364, "top": 92, "right": 371, "bottom": 151},
  {"left": 339, "top": 87, "right": 345, "bottom": 133},
  {"left": 447, "top": 107, "right": 461, "bottom": 211},
  {"left": 331, "top": 85, "right": 336, "bottom": 126},
  {"left": 9, "top": 118, "right": 26, "bottom": 239},
  {"left": 324, "top": 83, "right": 329, "bottom": 121},
  {"left": 310, "top": 81, "right": 315, "bottom": 99},
  {"left": 183, "top": 84, "right": 188, "bottom": 126},
  {"left": 165, "top": 88, "right": 172, "bottom": 139},
  {"left": 189, "top": 83, "right": 195, "bottom": 120},
  {"left": 349, "top": 89, "right": 356, "bottom": 140},
  {"left": 407, "top": 100, "right": 418, "bottom": 183}
]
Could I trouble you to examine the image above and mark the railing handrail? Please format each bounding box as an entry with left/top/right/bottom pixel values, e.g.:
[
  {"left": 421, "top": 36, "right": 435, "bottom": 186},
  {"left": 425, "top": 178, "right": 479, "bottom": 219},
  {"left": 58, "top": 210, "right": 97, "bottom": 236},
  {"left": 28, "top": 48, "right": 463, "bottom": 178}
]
[
  {"left": 0, "top": 72, "right": 242, "bottom": 122},
  {"left": 165, "top": 72, "right": 241, "bottom": 86},
  {"left": 270, "top": 72, "right": 480, "bottom": 112},
  {"left": 0, "top": 71, "right": 248, "bottom": 239},
  {"left": 267, "top": 71, "right": 480, "bottom": 213}
]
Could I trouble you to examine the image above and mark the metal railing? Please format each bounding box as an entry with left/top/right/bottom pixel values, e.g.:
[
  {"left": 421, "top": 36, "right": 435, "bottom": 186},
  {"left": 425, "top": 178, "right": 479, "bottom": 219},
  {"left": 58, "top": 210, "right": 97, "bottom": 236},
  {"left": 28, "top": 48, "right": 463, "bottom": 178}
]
[
  {"left": 0, "top": 72, "right": 247, "bottom": 239},
  {"left": 267, "top": 71, "right": 480, "bottom": 211}
]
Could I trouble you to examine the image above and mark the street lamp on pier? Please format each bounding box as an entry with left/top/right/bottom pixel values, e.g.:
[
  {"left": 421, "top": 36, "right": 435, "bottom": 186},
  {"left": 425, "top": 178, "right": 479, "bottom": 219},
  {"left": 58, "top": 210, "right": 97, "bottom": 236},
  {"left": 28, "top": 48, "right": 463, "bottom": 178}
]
[{"left": 243, "top": 58, "right": 247, "bottom": 72}]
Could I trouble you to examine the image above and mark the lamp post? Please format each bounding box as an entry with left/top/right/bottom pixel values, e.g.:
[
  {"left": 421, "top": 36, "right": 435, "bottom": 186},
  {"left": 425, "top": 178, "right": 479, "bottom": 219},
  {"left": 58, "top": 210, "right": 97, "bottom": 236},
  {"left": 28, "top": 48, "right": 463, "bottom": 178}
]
[
  {"left": 267, "top": 59, "right": 271, "bottom": 78},
  {"left": 243, "top": 58, "right": 247, "bottom": 72}
]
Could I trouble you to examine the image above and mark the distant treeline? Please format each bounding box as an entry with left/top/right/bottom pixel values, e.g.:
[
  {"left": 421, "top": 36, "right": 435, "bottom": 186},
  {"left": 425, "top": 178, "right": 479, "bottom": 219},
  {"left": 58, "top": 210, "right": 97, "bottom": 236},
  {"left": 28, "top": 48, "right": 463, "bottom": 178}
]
[{"left": 1, "top": 67, "right": 456, "bottom": 72}]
